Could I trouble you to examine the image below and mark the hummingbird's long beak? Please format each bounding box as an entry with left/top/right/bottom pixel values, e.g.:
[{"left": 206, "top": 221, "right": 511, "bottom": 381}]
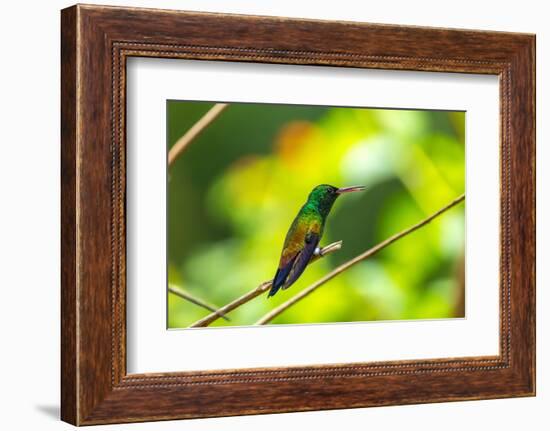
[{"left": 336, "top": 185, "right": 366, "bottom": 194}]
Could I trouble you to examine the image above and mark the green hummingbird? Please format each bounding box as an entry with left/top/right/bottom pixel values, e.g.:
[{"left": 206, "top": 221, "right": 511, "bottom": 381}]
[{"left": 268, "top": 184, "right": 365, "bottom": 297}]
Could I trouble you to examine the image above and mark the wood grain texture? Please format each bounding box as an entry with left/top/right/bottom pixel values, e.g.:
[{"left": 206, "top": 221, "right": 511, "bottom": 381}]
[
  {"left": 60, "top": 6, "right": 78, "bottom": 424},
  {"left": 60, "top": 4, "right": 535, "bottom": 425}
]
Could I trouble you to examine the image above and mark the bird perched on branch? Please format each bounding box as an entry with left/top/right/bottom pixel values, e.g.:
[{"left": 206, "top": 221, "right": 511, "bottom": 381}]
[{"left": 268, "top": 184, "right": 365, "bottom": 297}]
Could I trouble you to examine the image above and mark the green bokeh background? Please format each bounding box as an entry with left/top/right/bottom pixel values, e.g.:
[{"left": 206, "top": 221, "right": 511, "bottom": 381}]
[{"left": 167, "top": 101, "right": 465, "bottom": 328}]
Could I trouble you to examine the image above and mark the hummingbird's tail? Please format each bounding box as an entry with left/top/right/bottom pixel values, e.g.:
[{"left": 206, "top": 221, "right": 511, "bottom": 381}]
[
  {"left": 267, "top": 284, "right": 280, "bottom": 298},
  {"left": 268, "top": 265, "right": 292, "bottom": 298}
]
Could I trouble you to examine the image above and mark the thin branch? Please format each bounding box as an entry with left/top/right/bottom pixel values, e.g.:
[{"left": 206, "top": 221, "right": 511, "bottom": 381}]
[
  {"left": 255, "top": 194, "right": 466, "bottom": 325},
  {"left": 168, "top": 103, "right": 228, "bottom": 167},
  {"left": 168, "top": 284, "right": 230, "bottom": 321},
  {"left": 188, "top": 241, "right": 343, "bottom": 328}
]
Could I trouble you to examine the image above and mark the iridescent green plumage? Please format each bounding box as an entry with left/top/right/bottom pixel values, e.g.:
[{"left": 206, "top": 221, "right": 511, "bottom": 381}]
[{"left": 268, "top": 184, "right": 365, "bottom": 297}]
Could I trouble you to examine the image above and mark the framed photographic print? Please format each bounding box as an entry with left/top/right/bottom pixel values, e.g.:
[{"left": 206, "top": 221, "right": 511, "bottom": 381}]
[{"left": 61, "top": 4, "right": 535, "bottom": 425}]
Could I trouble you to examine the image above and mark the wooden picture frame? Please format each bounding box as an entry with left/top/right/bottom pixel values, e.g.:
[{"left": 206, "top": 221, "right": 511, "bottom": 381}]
[{"left": 61, "top": 4, "right": 535, "bottom": 425}]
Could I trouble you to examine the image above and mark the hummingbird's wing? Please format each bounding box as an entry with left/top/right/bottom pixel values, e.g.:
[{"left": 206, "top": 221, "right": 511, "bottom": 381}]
[
  {"left": 268, "top": 232, "right": 319, "bottom": 298},
  {"left": 281, "top": 231, "right": 320, "bottom": 290},
  {"left": 268, "top": 231, "right": 321, "bottom": 297},
  {"left": 268, "top": 254, "right": 299, "bottom": 297},
  {"left": 268, "top": 214, "right": 322, "bottom": 297}
]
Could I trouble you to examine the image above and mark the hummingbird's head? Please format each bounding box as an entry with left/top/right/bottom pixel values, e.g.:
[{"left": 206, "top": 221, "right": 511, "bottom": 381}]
[{"left": 307, "top": 184, "right": 366, "bottom": 215}]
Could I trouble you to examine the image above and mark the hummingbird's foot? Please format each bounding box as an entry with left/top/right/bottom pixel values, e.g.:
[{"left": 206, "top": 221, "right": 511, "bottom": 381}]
[{"left": 314, "top": 247, "right": 323, "bottom": 257}]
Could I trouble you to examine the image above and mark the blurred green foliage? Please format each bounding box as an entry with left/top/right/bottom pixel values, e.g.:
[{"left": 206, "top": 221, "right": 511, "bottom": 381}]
[{"left": 167, "top": 101, "right": 465, "bottom": 328}]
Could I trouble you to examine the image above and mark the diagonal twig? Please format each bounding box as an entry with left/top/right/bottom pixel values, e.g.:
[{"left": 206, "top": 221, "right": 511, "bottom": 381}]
[
  {"left": 168, "top": 103, "right": 228, "bottom": 167},
  {"left": 255, "top": 193, "right": 465, "bottom": 325},
  {"left": 188, "top": 241, "right": 343, "bottom": 328},
  {"left": 168, "top": 284, "right": 230, "bottom": 321}
]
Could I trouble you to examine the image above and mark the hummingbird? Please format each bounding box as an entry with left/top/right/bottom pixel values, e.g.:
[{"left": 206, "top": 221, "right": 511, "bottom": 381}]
[{"left": 268, "top": 184, "right": 365, "bottom": 297}]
